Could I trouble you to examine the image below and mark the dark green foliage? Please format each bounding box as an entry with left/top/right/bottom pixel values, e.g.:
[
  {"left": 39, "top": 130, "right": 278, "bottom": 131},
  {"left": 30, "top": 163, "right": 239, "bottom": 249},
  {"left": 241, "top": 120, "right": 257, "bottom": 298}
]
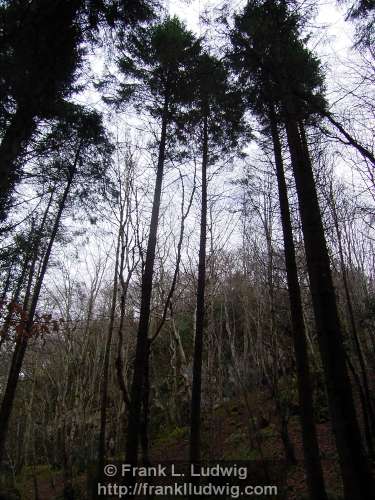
[
  {"left": 342, "top": 0, "right": 374, "bottom": 47},
  {"left": 185, "top": 53, "right": 250, "bottom": 157},
  {"left": 32, "top": 104, "right": 114, "bottom": 217},
  {"left": 0, "top": 0, "right": 158, "bottom": 223},
  {"left": 115, "top": 16, "right": 202, "bottom": 118},
  {"left": 229, "top": 0, "right": 327, "bottom": 123},
  {"left": 0, "top": 0, "right": 82, "bottom": 124},
  {"left": 35, "top": 104, "right": 113, "bottom": 179},
  {"left": 86, "top": 0, "right": 159, "bottom": 31},
  {"left": 0, "top": 0, "right": 158, "bottom": 126}
]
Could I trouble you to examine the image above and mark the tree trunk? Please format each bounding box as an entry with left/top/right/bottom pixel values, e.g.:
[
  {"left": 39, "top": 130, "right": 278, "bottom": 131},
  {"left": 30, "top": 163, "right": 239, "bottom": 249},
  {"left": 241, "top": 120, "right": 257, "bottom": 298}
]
[
  {"left": 0, "top": 162, "right": 76, "bottom": 464},
  {"left": 323, "top": 113, "right": 375, "bottom": 167},
  {"left": 0, "top": 105, "right": 36, "bottom": 222},
  {"left": 137, "top": 171, "right": 196, "bottom": 452},
  {"left": 189, "top": 113, "right": 208, "bottom": 464},
  {"left": 169, "top": 303, "right": 190, "bottom": 424},
  {"left": 284, "top": 112, "right": 374, "bottom": 499},
  {"left": 0, "top": 248, "right": 30, "bottom": 349},
  {"left": 125, "top": 93, "right": 169, "bottom": 464},
  {"left": 0, "top": 258, "right": 14, "bottom": 304},
  {"left": 140, "top": 340, "right": 151, "bottom": 465},
  {"left": 269, "top": 107, "right": 327, "bottom": 500},
  {"left": 346, "top": 352, "right": 374, "bottom": 458},
  {"left": 328, "top": 186, "right": 375, "bottom": 456},
  {"left": 279, "top": 408, "right": 296, "bottom": 465},
  {"left": 97, "top": 230, "right": 121, "bottom": 477},
  {"left": 23, "top": 189, "right": 56, "bottom": 313},
  {"left": 115, "top": 243, "right": 132, "bottom": 411}
]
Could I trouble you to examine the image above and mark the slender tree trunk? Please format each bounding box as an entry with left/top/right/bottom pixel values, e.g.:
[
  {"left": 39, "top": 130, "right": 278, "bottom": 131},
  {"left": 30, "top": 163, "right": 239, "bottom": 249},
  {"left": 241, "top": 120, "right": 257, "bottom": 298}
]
[
  {"left": 328, "top": 188, "right": 375, "bottom": 456},
  {"left": 169, "top": 303, "right": 190, "bottom": 423},
  {"left": 323, "top": 113, "right": 375, "bottom": 166},
  {"left": 268, "top": 107, "right": 327, "bottom": 500},
  {"left": 62, "top": 421, "right": 75, "bottom": 500},
  {"left": 0, "top": 244, "right": 31, "bottom": 349},
  {"left": 189, "top": 114, "right": 208, "bottom": 464},
  {"left": 140, "top": 340, "right": 151, "bottom": 465},
  {"left": 32, "top": 470, "right": 40, "bottom": 500},
  {"left": 284, "top": 111, "right": 374, "bottom": 499},
  {"left": 115, "top": 276, "right": 131, "bottom": 411},
  {"left": 23, "top": 363, "right": 37, "bottom": 472},
  {"left": 125, "top": 93, "right": 169, "bottom": 464},
  {"left": 23, "top": 189, "right": 56, "bottom": 313},
  {"left": 0, "top": 258, "right": 14, "bottom": 303},
  {"left": 115, "top": 166, "right": 136, "bottom": 415},
  {"left": 137, "top": 170, "right": 196, "bottom": 455},
  {"left": 115, "top": 249, "right": 132, "bottom": 411},
  {"left": 97, "top": 231, "right": 121, "bottom": 476},
  {"left": 279, "top": 408, "right": 296, "bottom": 465},
  {"left": 0, "top": 105, "right": 36, "bottom": 222},
  {"left": 0, "top": 163, "right": 76, "bottom": 463},
  {"left": 346, "top": 352, "right": 374, "bottom": 458}
]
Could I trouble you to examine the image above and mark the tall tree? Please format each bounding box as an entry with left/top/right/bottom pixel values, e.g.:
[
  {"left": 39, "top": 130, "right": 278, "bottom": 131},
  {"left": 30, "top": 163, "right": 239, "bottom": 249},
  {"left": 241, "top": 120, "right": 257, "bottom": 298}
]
[
  {"left": 0, "top": 105, "right": 112, "bottom": 464},
  {"left": 229, "top": 8, "right": 328, "bottom": 497},
  {"left": 113, "top": 17, "right": 201, "bottom": 464},
  {"left": 268, "top": 106, "right": 327, "bottom": 499},
  {"left": 187, "top": 53, "right": 248, "bottom": 464},
  {"left": 0, "top": 0, "right": 157, "bottom": 223},
  {"left": 340, "top": 0, "right": 375, "bottom": 48},
  {"left": 230, "top": 1, "right": 374, "bottom": 498}
]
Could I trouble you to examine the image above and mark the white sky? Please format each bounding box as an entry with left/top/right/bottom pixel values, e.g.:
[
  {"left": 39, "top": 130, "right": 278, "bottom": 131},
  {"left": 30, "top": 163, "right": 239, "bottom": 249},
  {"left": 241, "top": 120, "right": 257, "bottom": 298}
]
[
  {"left": 13, "top": 0, "right": 372, "bottom": 314},
  {"left": 71, "top": 0, "right": 372, "bottom": 255}
]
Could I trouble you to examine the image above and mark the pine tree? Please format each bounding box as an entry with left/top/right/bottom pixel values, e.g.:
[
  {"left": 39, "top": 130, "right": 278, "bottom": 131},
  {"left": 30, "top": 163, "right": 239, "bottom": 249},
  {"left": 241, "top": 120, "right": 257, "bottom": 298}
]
[
  {"left": 229, "top": 5, "right": 327, "bottom": 496},
  {"left": 0, "top": 0, "right": 157, "bottom": 223},
  {"left": 229, "top": 1, "right": 374, "bottom": 498},
  {"left": 186, "top": 53, "right": 248, "bottom": 464},
  {"left": 0, "top": 104, "right": 112, "bottom": 465},
  {"left": 341, "top": 0, "right": 375, "bottom": 48},
  {"left": 114, "top": 16, "right": 202, "bottom": 464}
]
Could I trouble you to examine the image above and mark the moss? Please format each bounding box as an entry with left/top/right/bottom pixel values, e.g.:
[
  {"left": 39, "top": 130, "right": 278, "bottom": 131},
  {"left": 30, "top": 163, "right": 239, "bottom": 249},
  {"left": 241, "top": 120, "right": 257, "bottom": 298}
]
[
  {"left": 153, "top": 425, "right": 188, "bottom": 447},
  {"left": 14, "top": 465, "right": 60, "bottom": 500},
  {"left": 259, "top": 424, "right": 277, "bottom": 439},
  {"left": 225, "top": 444, "right": 261, "bottom": 461},
  {"left": 20, "top": 464, "right": 52, "bottom": 480},
  {"left": 222, "top": 429, "right": 261, "bottom": 460}
]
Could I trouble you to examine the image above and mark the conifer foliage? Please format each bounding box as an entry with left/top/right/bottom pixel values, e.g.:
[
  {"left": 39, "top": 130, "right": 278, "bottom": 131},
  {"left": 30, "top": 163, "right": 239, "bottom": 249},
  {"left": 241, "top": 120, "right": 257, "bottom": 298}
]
[{"left": 0, "top": 1, "right": 374, "bottom": 499}]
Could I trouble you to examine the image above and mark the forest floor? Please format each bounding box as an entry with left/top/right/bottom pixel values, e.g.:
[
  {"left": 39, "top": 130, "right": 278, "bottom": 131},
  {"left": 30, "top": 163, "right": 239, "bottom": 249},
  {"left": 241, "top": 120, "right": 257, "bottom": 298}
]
[
  {"left": 4, "top": 385, "right": 354, "bottom": 499},
  {"left": 150, "top": 389, "right": 343, "bottom": 499}
]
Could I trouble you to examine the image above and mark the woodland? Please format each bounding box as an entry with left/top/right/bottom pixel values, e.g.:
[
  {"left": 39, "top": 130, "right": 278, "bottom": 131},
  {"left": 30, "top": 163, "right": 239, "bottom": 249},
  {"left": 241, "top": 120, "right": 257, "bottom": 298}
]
[{"left": 0, "top": 0, "right": 374, "bottom": 499}]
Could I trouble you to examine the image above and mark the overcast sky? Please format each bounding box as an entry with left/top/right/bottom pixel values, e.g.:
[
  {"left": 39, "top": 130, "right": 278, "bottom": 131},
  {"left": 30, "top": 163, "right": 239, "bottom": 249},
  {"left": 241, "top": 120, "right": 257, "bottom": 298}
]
[{"left": 42, "top": 0, "right": 372, "bottom": 308}]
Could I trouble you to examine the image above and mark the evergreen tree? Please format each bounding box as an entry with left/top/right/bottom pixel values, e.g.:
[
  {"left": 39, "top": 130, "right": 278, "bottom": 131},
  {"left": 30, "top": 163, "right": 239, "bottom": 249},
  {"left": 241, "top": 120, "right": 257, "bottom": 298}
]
[
  {"left": 187, "top": 53, "right": 248, "bottom": 464},
  {"left": 0, "top": 0, "right": 157, "bottom": 224},
  {"left": 229, "top": 4, "right": 327, "bottom": 497},
  {"left": 229, "top": 1, "right": 374, "bottom": 498},
  {"left": 268, "top": 104, "right": 327, "bottom": 500},
  {"left": 341, "top": 0, "right": 375, "bottom": 48},
  {"left": 113, "top": 16, "right": 202, "bottom": 464},
  {"left": 0, "top": 104, "right": 112, "bottom": 465}
]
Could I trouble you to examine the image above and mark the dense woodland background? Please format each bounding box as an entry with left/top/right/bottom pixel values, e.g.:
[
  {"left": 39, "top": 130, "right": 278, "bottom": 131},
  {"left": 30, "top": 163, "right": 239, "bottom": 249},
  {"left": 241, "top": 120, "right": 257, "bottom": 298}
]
[{"left": 0, "top": 0, "right": 374, "bottom": 499}]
